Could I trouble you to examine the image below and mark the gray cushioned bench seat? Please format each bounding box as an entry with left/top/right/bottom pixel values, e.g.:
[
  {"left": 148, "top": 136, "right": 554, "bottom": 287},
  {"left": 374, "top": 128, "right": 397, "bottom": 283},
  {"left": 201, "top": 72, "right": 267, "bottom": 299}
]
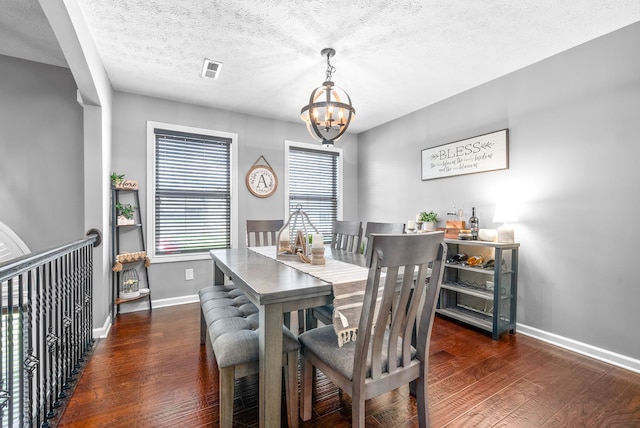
[{"left": 198, "top": 285, "right": 300, "bottom": 427}]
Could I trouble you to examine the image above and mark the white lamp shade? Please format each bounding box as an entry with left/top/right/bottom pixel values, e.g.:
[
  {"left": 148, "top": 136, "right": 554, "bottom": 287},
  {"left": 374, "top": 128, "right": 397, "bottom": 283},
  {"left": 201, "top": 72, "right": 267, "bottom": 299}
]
[{"left": 493, "top": 202, "right": 519, "bottom": 223}]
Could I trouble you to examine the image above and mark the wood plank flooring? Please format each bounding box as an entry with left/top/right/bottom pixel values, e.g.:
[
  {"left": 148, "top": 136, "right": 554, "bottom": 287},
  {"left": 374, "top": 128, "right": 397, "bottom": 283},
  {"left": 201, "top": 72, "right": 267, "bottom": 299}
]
[{"left": 56, "top": 303, "right": 640, "bottom": 427}]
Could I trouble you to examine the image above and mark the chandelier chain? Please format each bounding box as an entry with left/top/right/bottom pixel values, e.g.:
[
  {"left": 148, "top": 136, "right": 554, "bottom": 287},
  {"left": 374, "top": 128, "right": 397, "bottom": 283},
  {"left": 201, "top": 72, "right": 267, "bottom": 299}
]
[{"left": 325, "top": 53, "right": 336, "bottom": 82}]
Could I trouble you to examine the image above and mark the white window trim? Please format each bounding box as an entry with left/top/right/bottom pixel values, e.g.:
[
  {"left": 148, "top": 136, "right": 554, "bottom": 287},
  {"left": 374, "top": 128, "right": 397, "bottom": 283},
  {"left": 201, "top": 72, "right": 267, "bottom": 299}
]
[
  {"left": 146, "top": 121, "right": 238, "bottom": 263},
  {"left": 283, "top": 140, "right": 343, "bottom": 220}
]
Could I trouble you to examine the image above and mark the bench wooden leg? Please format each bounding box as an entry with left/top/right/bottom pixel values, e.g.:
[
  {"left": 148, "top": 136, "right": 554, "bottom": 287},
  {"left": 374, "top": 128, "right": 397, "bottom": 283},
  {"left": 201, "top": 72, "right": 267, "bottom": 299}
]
[
  {"left": 200, "top": 309, "right": 207, "bottom": 345},
  {"left": 219, "top": 366, "right": 235, "bottom": 428}
]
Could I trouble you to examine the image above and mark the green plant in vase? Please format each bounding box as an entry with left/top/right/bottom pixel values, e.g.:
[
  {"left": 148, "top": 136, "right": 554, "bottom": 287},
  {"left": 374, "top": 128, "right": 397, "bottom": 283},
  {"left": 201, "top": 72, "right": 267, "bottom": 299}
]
[
  {"left": 419, "top": 211, "right": 439, "bottom": 231},
  {"left": 111, "top": 172, "right": 125, "bottom": 188},
  {"left": 116, "top": 202, "right": 136, "bottom": 225}
]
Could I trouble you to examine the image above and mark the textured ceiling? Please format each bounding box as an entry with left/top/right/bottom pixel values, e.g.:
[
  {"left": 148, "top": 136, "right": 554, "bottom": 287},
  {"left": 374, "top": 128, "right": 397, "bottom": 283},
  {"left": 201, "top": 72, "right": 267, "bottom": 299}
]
[
  {"left": 0, "top": 0, "right": 67, "bottom": 67},
  {"left": 3, "top": 1, "right": 640, "bottom": 133}
]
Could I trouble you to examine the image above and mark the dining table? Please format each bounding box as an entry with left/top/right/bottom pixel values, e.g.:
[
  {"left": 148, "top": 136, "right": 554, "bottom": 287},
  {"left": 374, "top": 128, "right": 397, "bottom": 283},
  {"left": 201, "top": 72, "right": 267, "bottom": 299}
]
[{"left": 209, "top": 245, "right": 367, "bottom": 427}]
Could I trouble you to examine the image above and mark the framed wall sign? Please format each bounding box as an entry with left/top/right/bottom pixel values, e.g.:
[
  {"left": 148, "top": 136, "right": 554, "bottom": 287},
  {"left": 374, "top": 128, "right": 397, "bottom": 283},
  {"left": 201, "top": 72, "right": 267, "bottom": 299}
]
[
  {"left": 421, "top": 129, "right": 509, "bottom": 180},
  {"left": 246, "top": 155, "right": 278, "bottom": 198}
]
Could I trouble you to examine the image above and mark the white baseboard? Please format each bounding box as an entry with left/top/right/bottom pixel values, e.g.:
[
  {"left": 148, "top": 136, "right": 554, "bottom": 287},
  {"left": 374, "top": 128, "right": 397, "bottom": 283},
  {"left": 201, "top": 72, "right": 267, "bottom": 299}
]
[
  {"left": 517, "top": 322, "right": 640, "bottom": 374},
  {"left": 93, "top": 314, "right": 111, "bottom": 339},
  {"left": 93, "top": 294, "right": 199, "bottom": 339}
]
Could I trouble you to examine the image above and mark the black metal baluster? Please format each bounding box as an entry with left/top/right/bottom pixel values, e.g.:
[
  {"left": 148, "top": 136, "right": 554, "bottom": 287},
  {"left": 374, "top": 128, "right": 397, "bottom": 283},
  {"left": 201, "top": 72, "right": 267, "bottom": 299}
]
[
  {"left": 7, "top": 276, "right": 15, "bottom": 426},
  {"left": 44, "top": 261, "right": 55, "bottom": 425},
  {"left": 24, "top": 270, "right": 37, "bottom": 428},
  {"left": 51, "top": 257, "right": 62, "bottom": 410},
  {"left": 39, "top": 264, "right": 47, "bottom": 426},
  {"left": 59, "top": 253, "right": 71, "bottom": 399},
  {"left": 18, "top": 273, "right": 26, "bottom": 427},
  {"left": 35, "top": 264, "right": 44, "bottom": 427},
  {"left": 0, "top": 277, "right": 7, "bottom": 427},
  {"left": 71, "top": 249, "right": 81, "bottom": 379}
]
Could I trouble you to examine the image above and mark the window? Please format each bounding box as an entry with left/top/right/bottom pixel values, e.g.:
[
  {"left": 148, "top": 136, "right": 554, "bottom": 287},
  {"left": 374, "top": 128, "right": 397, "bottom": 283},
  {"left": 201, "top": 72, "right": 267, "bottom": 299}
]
[
  {"left": 285, "top": 141, "right": 342, "bottom": 242},
  {"left": 147, "top": 122, "right": 237, "bottom": 262}
]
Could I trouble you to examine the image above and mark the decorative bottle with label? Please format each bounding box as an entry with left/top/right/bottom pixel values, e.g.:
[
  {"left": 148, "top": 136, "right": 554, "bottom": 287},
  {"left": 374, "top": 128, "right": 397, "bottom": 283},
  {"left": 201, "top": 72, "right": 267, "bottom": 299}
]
[{"left": 469, "top": 207, "right": 479, "bottom": 240}]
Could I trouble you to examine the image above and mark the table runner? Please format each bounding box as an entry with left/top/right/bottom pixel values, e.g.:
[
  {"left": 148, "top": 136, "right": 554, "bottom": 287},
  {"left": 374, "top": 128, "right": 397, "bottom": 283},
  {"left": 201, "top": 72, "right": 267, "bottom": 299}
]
[{"left": 248, "top": 246, "right": 383, "bottom": 346}]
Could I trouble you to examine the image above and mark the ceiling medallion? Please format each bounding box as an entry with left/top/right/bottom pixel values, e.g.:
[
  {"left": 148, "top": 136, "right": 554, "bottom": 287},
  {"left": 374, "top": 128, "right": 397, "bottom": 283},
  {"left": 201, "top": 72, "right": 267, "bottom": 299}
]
[{"left": 300, "top": 48, "right": 356, "bottom": 147}]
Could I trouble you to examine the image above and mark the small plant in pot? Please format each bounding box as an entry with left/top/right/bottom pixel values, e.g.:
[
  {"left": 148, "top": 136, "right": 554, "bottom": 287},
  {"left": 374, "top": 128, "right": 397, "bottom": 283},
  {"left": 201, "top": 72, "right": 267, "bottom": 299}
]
[
  {"left": 116, "top": 202, "right": 136, "bottom": 225},
  {"left": 111, "top": 172, "right": 125, "bottom": 188},
  {"left": 419, "top": 211, "right": 439, "bottom": 231}
]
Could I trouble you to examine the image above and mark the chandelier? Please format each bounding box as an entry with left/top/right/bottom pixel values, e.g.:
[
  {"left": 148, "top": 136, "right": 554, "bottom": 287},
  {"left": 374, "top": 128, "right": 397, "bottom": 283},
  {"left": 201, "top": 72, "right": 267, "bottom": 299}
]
[{"left": 300, "top": 48, "right": 356, "bottom": 147}]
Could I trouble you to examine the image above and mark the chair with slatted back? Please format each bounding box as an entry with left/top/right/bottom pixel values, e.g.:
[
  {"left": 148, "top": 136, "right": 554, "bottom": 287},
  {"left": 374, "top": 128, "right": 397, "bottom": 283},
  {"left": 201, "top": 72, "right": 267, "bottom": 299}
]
[
  {"left": 299, "top": 232, "right": 446, "bottom": 428},
  {"left": 246, "top": 219, "right": 306, "bottom": 332},
  {"left": 306, "top": 220, "right": 362, "bottom": 330},
  {"left": 361, "top": 222, "right": 406, "bottom": 265},
  {"left": 246, "top": 219, "right": 284, "bottom": 247},
  {"left": 309, "top": 221, "right": 404, "bottom": 328},
  {"left": 330, "top": 220, "right": 362, "bottom": 253}
]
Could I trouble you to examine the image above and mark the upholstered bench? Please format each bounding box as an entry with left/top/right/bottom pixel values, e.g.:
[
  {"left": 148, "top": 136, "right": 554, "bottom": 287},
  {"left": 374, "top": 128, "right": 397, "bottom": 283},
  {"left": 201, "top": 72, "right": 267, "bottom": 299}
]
[
  {"left": 198, "top": 286, "right": 300, "bottom": 428},
  {"left": 199, "top": 285, "right": 259, "bottom": 344}
]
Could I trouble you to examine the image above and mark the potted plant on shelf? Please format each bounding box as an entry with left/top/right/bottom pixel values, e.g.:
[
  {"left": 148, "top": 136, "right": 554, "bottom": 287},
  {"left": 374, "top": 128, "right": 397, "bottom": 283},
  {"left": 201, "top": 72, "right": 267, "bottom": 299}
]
[
  {"left": 419, "top": 210, "right": 439, "bottom": 232},
  {"left": 111, "top": 172, "right": 125, "bottom": 188},
  {"left": 116, "top": 202, "right": 136, "bottom": 225}
]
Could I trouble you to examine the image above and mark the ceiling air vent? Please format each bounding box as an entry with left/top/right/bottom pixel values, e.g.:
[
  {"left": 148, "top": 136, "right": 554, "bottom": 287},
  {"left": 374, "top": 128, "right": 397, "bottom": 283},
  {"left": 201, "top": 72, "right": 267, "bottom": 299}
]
[{"left": 201, "top": 59, "right": 223, "bottom": 79}]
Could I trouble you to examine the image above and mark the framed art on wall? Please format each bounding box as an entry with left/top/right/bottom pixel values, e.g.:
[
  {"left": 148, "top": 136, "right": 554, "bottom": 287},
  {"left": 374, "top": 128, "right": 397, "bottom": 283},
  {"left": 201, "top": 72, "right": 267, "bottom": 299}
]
[
  {"left": 421, "top": 129, "right": 509, "bottom": 180},
  {"left": 246, "top": 155, "right": 278, "bottom": 198}
]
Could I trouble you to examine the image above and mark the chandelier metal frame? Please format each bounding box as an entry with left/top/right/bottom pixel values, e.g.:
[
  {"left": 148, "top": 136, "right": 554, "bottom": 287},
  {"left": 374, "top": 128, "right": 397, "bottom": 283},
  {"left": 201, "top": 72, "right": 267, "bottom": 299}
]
[{"left": 300, "top": 48, "right": 356, "bottom": 147}]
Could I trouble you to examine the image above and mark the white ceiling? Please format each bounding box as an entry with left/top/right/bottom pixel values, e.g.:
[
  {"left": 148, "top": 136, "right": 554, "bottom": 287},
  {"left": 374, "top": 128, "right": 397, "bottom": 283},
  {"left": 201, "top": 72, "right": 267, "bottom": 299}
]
[{"left": 3, "top": 0, "right": 640, "bottom": 134}]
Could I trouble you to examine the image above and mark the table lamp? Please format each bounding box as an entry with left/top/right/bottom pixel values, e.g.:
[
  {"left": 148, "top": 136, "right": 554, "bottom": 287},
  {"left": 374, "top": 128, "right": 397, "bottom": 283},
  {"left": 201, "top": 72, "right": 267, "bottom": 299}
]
[{"left": 493, "top": 202, "right": 519, "bottom": 243}]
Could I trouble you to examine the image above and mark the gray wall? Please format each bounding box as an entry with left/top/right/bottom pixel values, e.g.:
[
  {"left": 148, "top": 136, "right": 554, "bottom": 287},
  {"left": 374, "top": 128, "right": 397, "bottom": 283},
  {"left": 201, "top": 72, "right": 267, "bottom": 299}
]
[
  {"left": 358, "top": 23, "right": 640, "bottom": 359},
  {"left": 0, "top": 54, "right": 84, "bottom": 250},
  {"left": 111, "top": 91, "right": 359, "bottom": 301}
]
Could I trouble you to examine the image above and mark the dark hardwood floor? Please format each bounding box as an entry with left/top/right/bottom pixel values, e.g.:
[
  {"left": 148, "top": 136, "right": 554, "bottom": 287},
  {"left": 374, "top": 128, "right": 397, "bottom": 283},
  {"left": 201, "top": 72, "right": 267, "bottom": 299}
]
[{"left": 57, "top": 303, "right": 640, "bottom": 427}]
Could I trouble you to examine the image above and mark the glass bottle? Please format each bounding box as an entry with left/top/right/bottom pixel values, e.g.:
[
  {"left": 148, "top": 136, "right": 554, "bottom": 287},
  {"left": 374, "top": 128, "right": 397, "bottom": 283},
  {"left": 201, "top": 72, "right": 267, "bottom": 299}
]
[
  {"left": 447, "top": 205, "right": 457, "bottom": 221},
  {"left": 469, "top": 207, "right": 479, "bottom": 240}
]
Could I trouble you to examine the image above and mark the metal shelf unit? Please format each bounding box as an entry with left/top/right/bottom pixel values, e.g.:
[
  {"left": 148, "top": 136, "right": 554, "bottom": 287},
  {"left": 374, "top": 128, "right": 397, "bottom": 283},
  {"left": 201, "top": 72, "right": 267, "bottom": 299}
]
[
  {"left": 437, "top": 239, "right": 519, "bottom": 339},
  {"left": 110, "top": 187, "right": 152, "bottom": 321}
]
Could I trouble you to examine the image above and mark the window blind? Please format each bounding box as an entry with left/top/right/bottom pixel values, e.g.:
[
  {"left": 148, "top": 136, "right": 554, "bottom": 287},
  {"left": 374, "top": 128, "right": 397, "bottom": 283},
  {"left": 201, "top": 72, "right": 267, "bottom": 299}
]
[
  {"left": 288, "top": 146, "right": 338, "bottom": 242},
  {"left": 154, "top": 129, "right": 232, "bottom": 255}
]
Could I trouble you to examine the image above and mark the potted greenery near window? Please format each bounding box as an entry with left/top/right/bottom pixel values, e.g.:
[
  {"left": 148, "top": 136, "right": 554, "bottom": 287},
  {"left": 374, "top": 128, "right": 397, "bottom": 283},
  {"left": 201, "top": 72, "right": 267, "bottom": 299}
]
[
  {"left": 116, "top": 202, "right": 136, "bottom": 225},
  {"left": 419, "top": 211, "right": 439, "bottom": 232},
  {"left": 111, "top": 172, "right": 125, "bottom": 188}
]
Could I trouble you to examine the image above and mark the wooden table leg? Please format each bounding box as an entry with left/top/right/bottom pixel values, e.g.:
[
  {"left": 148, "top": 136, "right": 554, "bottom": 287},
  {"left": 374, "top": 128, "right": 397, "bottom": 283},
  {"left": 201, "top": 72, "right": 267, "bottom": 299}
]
[
  {"left": 259, "top": 302, "right": 284, "bottom": 427},
  {"left": 214, "top": 261, "right": 225, "bottom": 285}
]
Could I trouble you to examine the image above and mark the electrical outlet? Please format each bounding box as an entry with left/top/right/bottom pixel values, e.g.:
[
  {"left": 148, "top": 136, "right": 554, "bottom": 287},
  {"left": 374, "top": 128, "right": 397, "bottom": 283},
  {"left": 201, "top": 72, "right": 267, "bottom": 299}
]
[{"left": 185, "top": 268, "right": 194, "bottom": 281}]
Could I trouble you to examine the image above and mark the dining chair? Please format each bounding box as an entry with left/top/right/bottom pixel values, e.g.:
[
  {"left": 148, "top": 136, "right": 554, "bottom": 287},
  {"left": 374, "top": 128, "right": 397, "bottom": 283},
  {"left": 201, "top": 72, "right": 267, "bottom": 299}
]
[
  {"left": 298, "top": 232, "right": 446, "bottom": 427},
  {"left": 246, "top": 219, "right": 284, "bottom": 247},
  {"left": 246, "top": 218, "right": 307, "bottom": 332},
  {"left": 309, "top": 221, "right": 404, "bottom": 328},
  {"left": 361, "top": 221, "right": 406, "bottom": 265},
  {"left": 330, "top": 220, "right": 363, "bottom": 253},
  {"left": 305, "top": 220, "right": 363, "bottom": 330}
]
